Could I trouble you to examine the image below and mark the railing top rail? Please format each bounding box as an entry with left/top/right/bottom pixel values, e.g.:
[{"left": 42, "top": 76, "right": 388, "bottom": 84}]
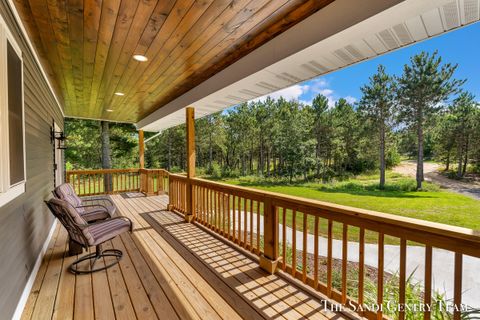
[
  {"left": 169, "top": 174, "right": 480, "bottom": 246},
  {"left": 67, "top": 168, "right": 170, "bottom": 175},
  {"left": 139, "top": 168, "right": 169, "bottom": 174},
  {"left": 67, "top": 168, "right": 140, "bottom": 174}
]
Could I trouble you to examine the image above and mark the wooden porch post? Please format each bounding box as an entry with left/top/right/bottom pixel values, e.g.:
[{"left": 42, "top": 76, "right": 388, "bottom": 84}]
[
  {"left": 185, "top": 107, "right": 195, "bottom": 222},
  {"left": 259, "top": 197, "right": 280, "bottom": 274},
  {"left": 139, "top": 130, "right": 145, "bottom": 169},
  {"left": 138, "top": 130, "right": 154, "bottom": 195}
]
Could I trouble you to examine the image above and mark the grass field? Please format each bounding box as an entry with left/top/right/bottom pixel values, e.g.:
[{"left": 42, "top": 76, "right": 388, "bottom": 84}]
[{"left": 215, "top": 171, "right": 480, "bottom": 243}]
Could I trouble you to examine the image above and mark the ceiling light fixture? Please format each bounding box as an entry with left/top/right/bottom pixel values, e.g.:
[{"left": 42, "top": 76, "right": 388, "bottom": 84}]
[
  {"left": 133, "top": 54, "right": 148, "bottom": 62},
  {"left": 114, "top": 92, "right": 125, "bottom": 96}
]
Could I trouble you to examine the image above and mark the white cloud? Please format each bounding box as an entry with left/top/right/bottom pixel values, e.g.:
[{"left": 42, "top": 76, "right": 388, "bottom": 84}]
[
  {"left": 345, "top": 96, "right": 357, "bottom": 104},
  {"left": 319, "top": 89, "right": 333, "bottom": 96},
  {"left": 252, "top": 84, "right": 308, "bottom": 103},
  {"left": 250, "top": 76, "right": 357, "bottom": 108}
]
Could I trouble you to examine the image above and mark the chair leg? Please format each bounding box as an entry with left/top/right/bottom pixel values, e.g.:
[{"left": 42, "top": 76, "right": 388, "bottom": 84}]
[
  {"left": 69, "top": 244, "right": 123, "bottom": 274},
  {"left": 68, "top": 238, "right": 83, "bottom": 256}
]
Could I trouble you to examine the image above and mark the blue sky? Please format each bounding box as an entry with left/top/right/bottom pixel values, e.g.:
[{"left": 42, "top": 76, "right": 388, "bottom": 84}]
[{"left": 256, "top": 21, "right": 480, "bottom": 107}]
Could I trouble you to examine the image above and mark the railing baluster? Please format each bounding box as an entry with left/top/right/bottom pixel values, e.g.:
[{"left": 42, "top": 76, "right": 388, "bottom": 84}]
[
  {"left": 219, "top": 192, "right": 222, "bottom": 232},
  {"left": 358, "top": 227, "right": 365, "bottom": 311},
  {"left": 232, "top": 195, "right": 237, "bottom": 242},
  {"left": 282, "top": 207, "right": 287, "bottom": 271},
  {"left": 211, "top": 190, "right": 217, "bottom": 230},
  {"left": 424, "top": 245, "right": 432, "bottom": 320},
  {"left": 302, "top": 212, "right": 307, "bottom": 283},
  {"left": 342, "top": 224, "right": 348, "bottom": 304},
  {"left": 88, "top": 175, "right": 91, "bottom": 196},
  {"left": 399, "top": 238, "right": 407, "bottom": 320},
  {"left": 243, "top": 197, "right": 247, "bottom": 248},
  {"left": 223, "top": 193, "right": 227, "bottom": 235},
  {"left": 454, "top": 253, "right": 463, "bottom": 320},
  {"left": 250, "top": 199, "right": 253, "bottom": 251},
  {"left": 314, "top": 216, "right": 319, "bottom": 290},
  {"left": 291, "top": 209, "right": 297, "bottom": 276},
  {"left": 227, "top": 194, "right": 231, "bottom": 239},
  {"left": 209, "top": 189, "right": 213, "bottom": 227},
  {"left": 237, "top": 197, "right": 241, "bottom": 244},
  {"left": 198, "top": 186, "right": 202, "bottom": 222},
  {"left": 256, "top": 201, "right": 260, "bottom": 254},
  {"left": 327, "top": 220, "right": 333, "bottom": 297},
  {"left": 215, "top": 190, "right": 218, "bottom": 229},
  {"left": 377, "top": 233, "right": 384, "bottom": 320},
  {"left": 203, "top": 187, "right": 206, "bottom": 225},
  {"left": 220, "top": 191, "right": 223, "bottom": 231}
]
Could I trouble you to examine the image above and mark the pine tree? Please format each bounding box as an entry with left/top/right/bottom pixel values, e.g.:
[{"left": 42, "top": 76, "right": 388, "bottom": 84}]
[
  {"left": 359, "top": 65, "right": 396, "bottom": 189},
  {"left": 396, "top": 51, "right": 464, "bottom": 189}
]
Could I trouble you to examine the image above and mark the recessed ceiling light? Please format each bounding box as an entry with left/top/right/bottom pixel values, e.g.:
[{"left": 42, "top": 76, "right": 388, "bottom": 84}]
[
  {"left": 114, "top": 92, "right": 125, "bottom": 96},
  {"left": 133, "top": 54, "right": 148, "bottom": 62},
  {"left": 106, "top": 109, "right": 114, "bottom": 112}
]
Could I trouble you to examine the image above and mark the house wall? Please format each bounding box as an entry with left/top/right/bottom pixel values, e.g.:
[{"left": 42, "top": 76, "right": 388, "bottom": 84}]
[{"left": 0, "top": 2, "right": 64, "bottom": 318}]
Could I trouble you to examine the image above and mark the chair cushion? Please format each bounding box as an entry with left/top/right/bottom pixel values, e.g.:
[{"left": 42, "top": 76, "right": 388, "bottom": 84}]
[
  {"left": 84, "top": 218, "right": 131, "bottom": 246},
  {"left": 54, "top": 183, "right": 85, "bottom": 213},
  {"left": 63, "top": 200, "right": 88, "bottom": 226},
  {"left": 81, "top": 207, "right": 111, "bottom": 222}
]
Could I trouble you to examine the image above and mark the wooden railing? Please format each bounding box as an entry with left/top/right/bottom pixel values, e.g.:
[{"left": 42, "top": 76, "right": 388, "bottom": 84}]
[
  {"left": 168, "top": 173, "right": 480, "bottom": 320},
  {"left": 64, "top": 169, "right": 480, "bottom": 319},
  {"left": 139, "top": 169, "right": 169, "bottom": 195},
  {"left": 168, "top": 174, "right": 188, "bottom": 214},
  {"left": 66, "top": 168, "right": 168, "bottom": 196}
]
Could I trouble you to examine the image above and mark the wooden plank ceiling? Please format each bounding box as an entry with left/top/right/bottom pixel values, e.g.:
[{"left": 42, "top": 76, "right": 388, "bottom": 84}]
[{"left": 13, "top": 0, "right": 334, "bottom": 123}]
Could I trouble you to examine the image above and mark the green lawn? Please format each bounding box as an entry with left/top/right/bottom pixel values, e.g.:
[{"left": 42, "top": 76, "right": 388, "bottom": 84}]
[{"left": 216, "top": 171, "right": 480, "bottom": 243}]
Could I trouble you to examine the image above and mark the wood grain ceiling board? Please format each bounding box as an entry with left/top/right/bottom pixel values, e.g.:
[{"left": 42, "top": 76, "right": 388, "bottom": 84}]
[{"left": 13, "top": 0, "right": 334, "bottom": 123}]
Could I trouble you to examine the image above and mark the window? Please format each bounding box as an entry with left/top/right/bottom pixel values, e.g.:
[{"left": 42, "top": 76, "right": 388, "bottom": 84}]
[{"left": 0, "top": 15, "right": 25, "bottom": 207}]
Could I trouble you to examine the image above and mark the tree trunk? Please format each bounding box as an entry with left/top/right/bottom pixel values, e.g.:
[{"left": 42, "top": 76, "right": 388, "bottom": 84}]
[
  {"left": 241, "top": 154, "right": 246, "bottom": 176},
  {"left": 456, "top": 133, "right": 464, "bottom": 178},
  {"left": 272, "top": 152, "right": 277, "bottom": 176},
  {"left": 266, "top": 149, "right": 270, "bottom": 177},
  {"left": 416, "top": 117, "right": 424, "bottom": 190},
  {"left": 249, "top": 150, "right": 253, "bottom": 173},
  {"left": 462, "top": 137, "right": 469, "bottom": 176},
  {"left": 445, "top": 149, "right": 450, "bottom": 171},
  {"left": 457, "top": 148, "right": 463, "bottom": 178},
  {"left": 167, "top": 133, "right": 171, "bottom": 171},
  {"left": 379, "top": 122, "right": 386, "bottom": 189},
  {"left": 101, "top": 121, "right": 112, "bottom": 192},
  {"left": 209, "top": 132, "right": 213, "bottom": 170}
]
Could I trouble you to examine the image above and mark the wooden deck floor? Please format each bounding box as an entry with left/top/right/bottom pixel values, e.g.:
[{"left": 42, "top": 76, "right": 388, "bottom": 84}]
[{"left": 21, "top": 194, "right": 351, "bottom": 320}]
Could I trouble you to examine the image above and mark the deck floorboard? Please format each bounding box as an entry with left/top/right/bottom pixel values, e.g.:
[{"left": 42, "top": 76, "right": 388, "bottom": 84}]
[{"left": 21, "top": 194, "right": 350, "bottom": 320}]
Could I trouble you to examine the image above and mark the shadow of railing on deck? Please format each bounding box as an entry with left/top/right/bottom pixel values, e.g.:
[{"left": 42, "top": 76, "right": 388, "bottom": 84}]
[{"left": 138, "top": 210, "right": 339, "bottom": 320}]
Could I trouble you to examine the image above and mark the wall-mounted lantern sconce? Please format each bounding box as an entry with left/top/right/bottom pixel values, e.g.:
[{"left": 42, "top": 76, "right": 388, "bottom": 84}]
[{"left": 50, "top": 127, "right": 67, "bottom": 150}]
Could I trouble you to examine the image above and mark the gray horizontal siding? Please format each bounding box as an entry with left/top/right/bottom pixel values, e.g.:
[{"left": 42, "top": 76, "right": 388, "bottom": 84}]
[{"left": 0, "top": 2, "right": 64, "bottom": 318}]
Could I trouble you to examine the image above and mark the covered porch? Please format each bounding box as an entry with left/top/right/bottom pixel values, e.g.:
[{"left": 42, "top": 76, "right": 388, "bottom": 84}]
[
  {"left": 2, "top": 0, "right": 479, "bottom": 319},
  {"left": 40, "top": 163, "right": 480, "bottom": 320}
]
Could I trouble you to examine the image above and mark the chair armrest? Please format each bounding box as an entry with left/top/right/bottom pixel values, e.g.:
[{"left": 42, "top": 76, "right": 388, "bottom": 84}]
[
  {"left": 81, "top": 197, "right": 115, "bottom": 207},
  {"left": 76, "top": 204, "right": 109, "bottom": 212},
  {"left": 87, "top": 216, "right": 133, "bottom": 232}
]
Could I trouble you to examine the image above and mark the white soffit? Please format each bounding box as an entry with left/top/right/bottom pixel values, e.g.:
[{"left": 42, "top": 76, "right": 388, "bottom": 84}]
[{"left": 138, "top": 0, "right": 479, "bottom": 132}]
